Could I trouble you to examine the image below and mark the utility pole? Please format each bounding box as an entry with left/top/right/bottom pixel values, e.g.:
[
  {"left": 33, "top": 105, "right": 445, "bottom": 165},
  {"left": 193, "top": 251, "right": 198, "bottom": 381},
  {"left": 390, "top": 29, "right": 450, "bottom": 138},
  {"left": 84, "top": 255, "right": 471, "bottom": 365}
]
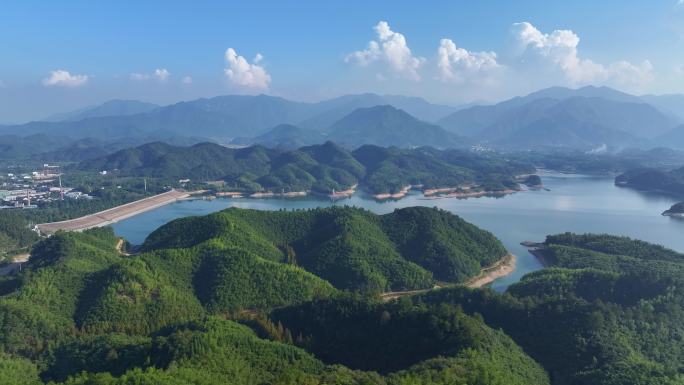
[{"left": 59, "top": 174, "right": 64, "bottom": 200}]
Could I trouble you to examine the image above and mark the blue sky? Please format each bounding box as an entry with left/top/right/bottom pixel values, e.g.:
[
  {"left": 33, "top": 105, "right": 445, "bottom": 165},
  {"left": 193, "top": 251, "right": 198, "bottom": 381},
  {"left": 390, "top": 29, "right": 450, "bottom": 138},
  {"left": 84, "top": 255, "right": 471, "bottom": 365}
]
[{"left": 1, "top": 0, "right": 683, "bottom": 122}]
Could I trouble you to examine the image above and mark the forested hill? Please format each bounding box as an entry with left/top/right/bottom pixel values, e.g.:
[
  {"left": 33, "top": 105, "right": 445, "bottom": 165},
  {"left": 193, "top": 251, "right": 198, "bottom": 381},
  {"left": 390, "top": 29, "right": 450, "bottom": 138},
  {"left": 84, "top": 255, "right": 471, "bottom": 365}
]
[
  {"left": 0, "top": 211, "right": 549, "bottom": 385},
  {"left": 3, "top": 210, "right": 683, "bottom": 383},
  {"left": 615, "top": 166, "right": 684, "bottom": 196},
  {"left": 76, "top": 141, "right": 534, "bottom": 194},
  {"left": 142, "top": 206, "right": 508, "bottom": 291},
  {"left": 412, "top": 233, "right": 684, "bottom": 384}
]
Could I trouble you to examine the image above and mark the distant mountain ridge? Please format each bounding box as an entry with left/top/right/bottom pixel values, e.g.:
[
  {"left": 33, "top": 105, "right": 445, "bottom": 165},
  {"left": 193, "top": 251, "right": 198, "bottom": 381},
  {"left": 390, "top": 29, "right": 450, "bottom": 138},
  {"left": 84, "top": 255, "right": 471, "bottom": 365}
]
[
  {"left": 438, "top": 86, "right": 680, "bottom": 149},
  {"left": 4, "top": 86, "right": 684, "bottom": 151},
  {"left": 2, "top": 93, "right": 460, "bottom": 143},
  {"left": 42, "top": 99, "right": 159, "bottom": 122}
]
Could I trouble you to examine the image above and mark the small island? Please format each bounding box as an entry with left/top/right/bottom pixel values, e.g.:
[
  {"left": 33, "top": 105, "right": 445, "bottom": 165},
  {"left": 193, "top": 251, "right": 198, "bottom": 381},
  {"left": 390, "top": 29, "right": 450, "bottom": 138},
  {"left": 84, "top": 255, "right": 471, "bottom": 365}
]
[
  {"left": 521, "top": 174, "right": 543, "bottom": 189},
  {"left": 663, "top": 201, "right": 684, "bottom": 217}
]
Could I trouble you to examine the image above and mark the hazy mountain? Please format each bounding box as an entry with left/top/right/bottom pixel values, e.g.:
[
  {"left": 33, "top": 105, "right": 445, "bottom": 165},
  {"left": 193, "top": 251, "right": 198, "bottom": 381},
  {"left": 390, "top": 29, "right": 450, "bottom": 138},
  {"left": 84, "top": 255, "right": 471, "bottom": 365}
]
[
  {"left": 233, "top": 124, "right": 327, "bottom": 149},
  {"left": 491, "top": 114, "right": 638, "bottom": 149},
  {"left": 640, "top": 94, "right": 684, "bottom": 121},
  {"left": 438, "top": 86, "right": 679, "bottom": 149},
  {"left": 439, "top": 86, "right": 655, "bottom": 135},
  {"left": 3, "top": 87, "right": 681, "bottom": 151},
  {"left": 327, "top": 105, "right": 467, "bottom": 149},
  {"left": 2, "top": 93, "right": 459, "bottom": 141},
  {"left": 655, "top": 125, "right": 684, "bottom": 149},
  {"left": 187, "top": 94, "right": 314, "bottom": 132},
  {"left": 43, "top": 100, "right": 159, "bottom": 122},
  {"left": 0, "top": 134, "right": 74, "bottom": 160},
  {"left": 523, "top": 85, "right": 642, "bottom": 104},
  {"left": 300, "top": 93, "right": 460, "bottom": 129}
]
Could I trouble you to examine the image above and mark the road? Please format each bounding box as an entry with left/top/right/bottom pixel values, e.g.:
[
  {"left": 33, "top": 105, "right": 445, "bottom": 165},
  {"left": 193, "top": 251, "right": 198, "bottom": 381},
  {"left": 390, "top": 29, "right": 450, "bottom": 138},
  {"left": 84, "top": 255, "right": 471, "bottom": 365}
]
[{"left": 36, "top": 189, "right": 192, "bottom": 235}]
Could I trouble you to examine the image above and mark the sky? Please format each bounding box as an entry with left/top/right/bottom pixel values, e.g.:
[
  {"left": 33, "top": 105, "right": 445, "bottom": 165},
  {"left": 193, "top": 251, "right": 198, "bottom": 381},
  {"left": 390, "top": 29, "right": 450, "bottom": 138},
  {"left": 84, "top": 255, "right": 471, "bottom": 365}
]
[{"left": 1, "top": 0, "right": 684, "bottom": 123}]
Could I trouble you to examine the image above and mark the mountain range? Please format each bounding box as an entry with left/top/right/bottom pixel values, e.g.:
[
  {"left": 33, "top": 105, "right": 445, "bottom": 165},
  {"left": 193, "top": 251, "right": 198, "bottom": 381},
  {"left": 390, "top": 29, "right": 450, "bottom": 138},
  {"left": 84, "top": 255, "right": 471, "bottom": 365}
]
[
  {"left": 437, "top": 87, "right": 680, "bottom": 149},
  {"left": 2, "top": 86, "right": 684, "bottom": 152}
]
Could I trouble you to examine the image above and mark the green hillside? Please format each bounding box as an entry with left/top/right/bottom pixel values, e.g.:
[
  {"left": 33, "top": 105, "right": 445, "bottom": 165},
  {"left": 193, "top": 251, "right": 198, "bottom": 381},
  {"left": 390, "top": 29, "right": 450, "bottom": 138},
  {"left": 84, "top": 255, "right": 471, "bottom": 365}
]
[
  {"left": 0, "top": 212, "right": 39, "bottom": 259},
  {"left": 417, "top": 233, "right": 684, "bottom": 385},
  {"left": 0, "top": 209, "right": 550, "bottom": 385},
  {"left": 143, "top": 206, "right": 507, "bottom": 292}
]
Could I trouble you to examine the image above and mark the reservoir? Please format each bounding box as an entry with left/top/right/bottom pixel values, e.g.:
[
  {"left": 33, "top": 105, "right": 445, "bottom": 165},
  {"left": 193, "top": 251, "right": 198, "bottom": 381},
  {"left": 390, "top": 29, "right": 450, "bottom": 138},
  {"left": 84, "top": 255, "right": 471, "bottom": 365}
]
[{"left": 112, "top": 173, "right": 684, "bottom": 291}]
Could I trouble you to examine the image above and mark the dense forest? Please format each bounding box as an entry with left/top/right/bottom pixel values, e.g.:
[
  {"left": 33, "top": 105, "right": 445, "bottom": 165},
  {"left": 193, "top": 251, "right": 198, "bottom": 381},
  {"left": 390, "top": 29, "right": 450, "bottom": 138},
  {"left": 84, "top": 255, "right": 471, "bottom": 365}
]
[
  {"left": 0, "top": 212, "right": 39, "bottom": 258},
  {"left": 1, "top": 203, "right": 683, "bottom": 384},
  {"left": 142, "top": 206, "right": 507, "bottom": 292},
  {"left": 76, "top": 141, "right": 534, "bottom": 194},
  {"left": 410, "top": 233, "right": 684, "bottom": 384},
  {"left": 0, "top": 208, "right": 547, "bottom": 384}
]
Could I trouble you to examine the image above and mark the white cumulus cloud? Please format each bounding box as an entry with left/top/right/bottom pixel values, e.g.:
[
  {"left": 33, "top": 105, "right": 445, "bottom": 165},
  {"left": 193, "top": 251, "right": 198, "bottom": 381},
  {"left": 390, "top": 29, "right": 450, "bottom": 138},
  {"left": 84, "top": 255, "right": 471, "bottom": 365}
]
[
  {"left": 181, "top": 75, "right": 193, "bottom": 84},
  {"left": 437, "top": 38, "right": 500, "bottom": 83},
  {"left": 224, "top": 48, "right": 271, "bottom": 90},
  {"left": 346, "top": 21, "right": 425, "bottom": 81},
  {"left": 512, "top": 21, "right": 653, "bottom": 87},
  {"left": 42, "top": 70, "right": 88, "bottom": 87}
]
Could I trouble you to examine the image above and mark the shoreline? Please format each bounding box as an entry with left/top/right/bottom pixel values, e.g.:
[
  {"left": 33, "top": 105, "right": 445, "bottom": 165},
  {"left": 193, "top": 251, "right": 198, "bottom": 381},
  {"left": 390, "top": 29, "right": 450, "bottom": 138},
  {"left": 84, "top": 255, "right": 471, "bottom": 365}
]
[
  {"left": 210, "top": 182, "right": 532, "bottom": 203},
  {"left": 36, "top": 189, "right": 194, "bottom": 235},
  {"left": 373, "top": 185, "right": 412, "bottom": 201},
  {"left": 466, "top": 253, "right": 517, "bottom": 288},
  {"left": 249, "top": 191, "right": 308, "bottom": 198},
  {"left": 520, "top": 241, "right": 552, "bottom": 267},
  {"left": 380, "top": 253, "right": 517, "bottom": 302}
]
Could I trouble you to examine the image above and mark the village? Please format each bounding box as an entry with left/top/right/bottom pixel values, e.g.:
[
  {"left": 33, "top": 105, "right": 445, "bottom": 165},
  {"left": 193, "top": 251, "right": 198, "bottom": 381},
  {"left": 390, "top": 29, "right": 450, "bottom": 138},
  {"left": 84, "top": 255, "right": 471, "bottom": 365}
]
[{"left": 0, "top": 164, "right": 90, "bottom": 209}]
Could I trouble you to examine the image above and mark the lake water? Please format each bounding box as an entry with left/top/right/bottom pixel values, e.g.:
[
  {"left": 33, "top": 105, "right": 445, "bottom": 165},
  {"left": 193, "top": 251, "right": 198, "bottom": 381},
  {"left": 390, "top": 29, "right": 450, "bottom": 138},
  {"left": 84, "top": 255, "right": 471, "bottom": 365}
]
[{"left": 112, "top": 173, "right": 684, "bottom": 291}]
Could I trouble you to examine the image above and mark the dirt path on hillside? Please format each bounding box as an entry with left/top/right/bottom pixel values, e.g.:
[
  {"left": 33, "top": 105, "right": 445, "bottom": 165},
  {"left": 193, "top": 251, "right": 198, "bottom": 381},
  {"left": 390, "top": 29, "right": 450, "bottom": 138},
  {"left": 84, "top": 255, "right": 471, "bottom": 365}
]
[{"left": 379, "top": 253, "right": 516, "bottom": 302}]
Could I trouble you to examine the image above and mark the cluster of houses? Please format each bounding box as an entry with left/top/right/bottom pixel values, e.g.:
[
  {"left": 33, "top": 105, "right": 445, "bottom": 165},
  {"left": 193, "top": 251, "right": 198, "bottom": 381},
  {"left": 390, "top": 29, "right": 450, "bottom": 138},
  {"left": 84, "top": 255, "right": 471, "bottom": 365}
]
[{"left": 0, "top": 165, "right": 91, "bottom": 209}]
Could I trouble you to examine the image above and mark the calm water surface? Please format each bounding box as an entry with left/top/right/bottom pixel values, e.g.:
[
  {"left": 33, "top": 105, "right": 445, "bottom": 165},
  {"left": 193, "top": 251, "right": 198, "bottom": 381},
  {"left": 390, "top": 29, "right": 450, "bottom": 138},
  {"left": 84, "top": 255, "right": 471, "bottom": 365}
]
[{"left": 112, "top": 173, "right": 684, "bottom": 291}]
